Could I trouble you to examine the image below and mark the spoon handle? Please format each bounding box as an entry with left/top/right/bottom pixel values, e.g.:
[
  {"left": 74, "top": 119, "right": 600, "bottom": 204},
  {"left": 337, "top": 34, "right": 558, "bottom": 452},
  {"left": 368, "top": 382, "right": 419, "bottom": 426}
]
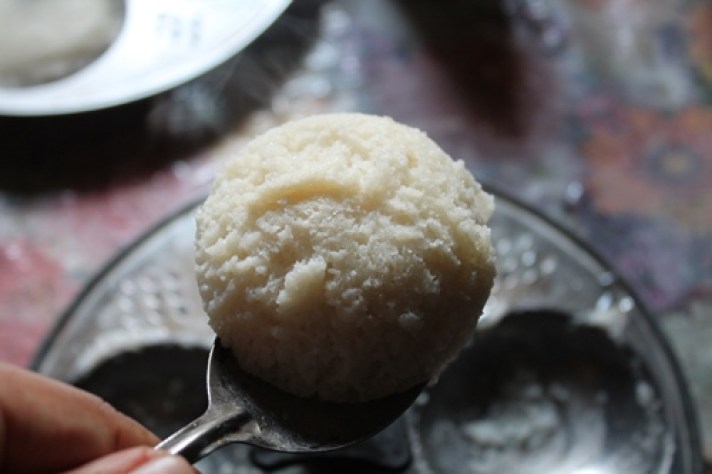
[{"left": 156, "top": 404, "right": 254, "bottom": 463}]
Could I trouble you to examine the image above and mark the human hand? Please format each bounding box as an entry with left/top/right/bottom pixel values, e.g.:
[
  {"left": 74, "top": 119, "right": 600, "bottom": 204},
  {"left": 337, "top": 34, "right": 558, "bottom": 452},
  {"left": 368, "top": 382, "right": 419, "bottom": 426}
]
[{"left": 0, "top": 362, "right": 196, "bottom": 473}]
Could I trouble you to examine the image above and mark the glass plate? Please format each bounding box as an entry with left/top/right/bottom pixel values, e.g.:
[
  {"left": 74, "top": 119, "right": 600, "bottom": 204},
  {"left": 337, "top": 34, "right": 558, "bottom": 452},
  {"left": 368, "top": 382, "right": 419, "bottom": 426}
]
[{"left": 32, "top": 189, "right": 703, "bottom": 473}]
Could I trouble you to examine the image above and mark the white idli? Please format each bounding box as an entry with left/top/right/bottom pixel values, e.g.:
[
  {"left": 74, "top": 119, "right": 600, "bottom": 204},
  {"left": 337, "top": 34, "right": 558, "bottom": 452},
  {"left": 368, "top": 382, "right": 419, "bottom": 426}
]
[{"left": 195, "top": 113, "right": 496, "bottom": 402}]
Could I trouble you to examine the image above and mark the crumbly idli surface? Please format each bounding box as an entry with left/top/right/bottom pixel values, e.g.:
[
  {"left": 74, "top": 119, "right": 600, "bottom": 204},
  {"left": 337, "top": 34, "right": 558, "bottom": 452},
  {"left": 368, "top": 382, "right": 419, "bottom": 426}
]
[{"left": 195, "top": 113, "right": 496, "bottom": 402}]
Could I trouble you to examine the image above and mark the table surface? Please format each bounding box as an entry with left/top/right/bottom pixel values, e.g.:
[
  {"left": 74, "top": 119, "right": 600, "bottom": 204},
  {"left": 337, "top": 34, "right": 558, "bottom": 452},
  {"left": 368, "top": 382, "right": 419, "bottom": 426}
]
[{"left": 0, "top": 0, "right": 710, "bottom": 459}]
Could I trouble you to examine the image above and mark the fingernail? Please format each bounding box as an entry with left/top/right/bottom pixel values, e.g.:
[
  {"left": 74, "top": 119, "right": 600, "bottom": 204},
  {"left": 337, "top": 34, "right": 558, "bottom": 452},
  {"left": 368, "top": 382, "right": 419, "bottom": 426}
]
[{"left": 130, "top": 455, "right": 192, "bottom": 474}]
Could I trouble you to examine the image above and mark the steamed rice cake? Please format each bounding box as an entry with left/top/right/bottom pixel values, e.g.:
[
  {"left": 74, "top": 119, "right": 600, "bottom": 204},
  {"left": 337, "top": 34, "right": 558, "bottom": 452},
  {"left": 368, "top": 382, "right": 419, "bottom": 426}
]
[
  {"left": 0, "top": 0, "right": 123, "bottom": 86},
  {"left": 195, "top": 113, "right": 496, "bottom": 402}
]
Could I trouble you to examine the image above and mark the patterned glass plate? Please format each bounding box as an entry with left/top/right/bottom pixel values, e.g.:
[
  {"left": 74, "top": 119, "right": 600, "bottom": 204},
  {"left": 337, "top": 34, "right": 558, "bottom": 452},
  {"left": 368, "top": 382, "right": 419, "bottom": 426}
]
[{"left": 33, "top": 189, "right": 703, "bottom": 473}]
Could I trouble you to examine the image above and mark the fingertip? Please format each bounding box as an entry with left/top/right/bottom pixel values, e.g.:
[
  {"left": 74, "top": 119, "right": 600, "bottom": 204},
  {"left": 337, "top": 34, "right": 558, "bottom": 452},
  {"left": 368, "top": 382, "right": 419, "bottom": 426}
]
[
  {"left": 63, "top": 446, "right": 161, "bottom": 473},
  {"left": 130, "top": 452, "right": 197, "bottom": 474},
  {"left": 89, "top": 392, "right": 160, "bottom": 448}
]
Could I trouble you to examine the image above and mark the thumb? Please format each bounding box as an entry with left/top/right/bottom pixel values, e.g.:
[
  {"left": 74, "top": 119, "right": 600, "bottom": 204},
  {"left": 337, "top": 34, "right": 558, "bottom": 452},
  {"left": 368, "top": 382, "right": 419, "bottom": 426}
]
[
  {"left": 63, "top": 446, "right": 197, "bottom": 474},
  {"left": 129, "top": 451, "right": 197, "bottom": 474}
]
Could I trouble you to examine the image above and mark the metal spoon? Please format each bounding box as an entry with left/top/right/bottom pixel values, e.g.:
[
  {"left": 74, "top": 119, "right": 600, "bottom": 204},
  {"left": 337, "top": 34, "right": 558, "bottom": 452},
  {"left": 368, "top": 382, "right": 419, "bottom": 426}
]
[{"left": 156, "top": 338, "right": 424, "bottom": 463}]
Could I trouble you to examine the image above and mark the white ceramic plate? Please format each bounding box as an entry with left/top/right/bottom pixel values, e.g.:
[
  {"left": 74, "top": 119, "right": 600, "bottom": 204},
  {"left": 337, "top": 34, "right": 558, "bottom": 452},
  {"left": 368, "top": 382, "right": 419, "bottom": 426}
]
[{"left": 0, "top": 0, "right": 291, "bottom": 116}]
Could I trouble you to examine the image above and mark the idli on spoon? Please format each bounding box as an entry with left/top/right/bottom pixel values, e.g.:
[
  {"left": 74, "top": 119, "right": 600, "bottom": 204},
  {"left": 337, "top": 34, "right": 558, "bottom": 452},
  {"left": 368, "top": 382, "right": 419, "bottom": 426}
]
[
  {"left": 159, "top": 113, "right": 496, "bottom": 461},
  {"left": 195, "top": 113, "right": 496, "bottom": 402}
]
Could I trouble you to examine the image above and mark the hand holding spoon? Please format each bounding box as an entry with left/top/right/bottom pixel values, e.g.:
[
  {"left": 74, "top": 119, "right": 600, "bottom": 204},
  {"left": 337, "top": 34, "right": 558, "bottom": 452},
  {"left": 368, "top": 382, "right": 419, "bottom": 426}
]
[{"left": 156, "top": 339, "right": 424, "bottom": 463}]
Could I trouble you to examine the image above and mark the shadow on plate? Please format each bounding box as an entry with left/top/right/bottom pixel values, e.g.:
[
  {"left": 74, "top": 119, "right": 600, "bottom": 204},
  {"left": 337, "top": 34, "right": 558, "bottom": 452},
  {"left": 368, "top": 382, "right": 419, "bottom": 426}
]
[
  {"left": 71, "top": 308, "right": 687, "bottom": 473},
  {"left": 412, "top": 309, "right": 675, "bottom": 474}
]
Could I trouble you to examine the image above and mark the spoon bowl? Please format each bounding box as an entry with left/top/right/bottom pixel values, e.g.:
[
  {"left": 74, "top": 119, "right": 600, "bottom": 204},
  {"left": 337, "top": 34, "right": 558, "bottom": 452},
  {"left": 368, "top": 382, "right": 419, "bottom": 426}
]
[{"left": 156, "top": 338, "right": 424, "bottom": 463}]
